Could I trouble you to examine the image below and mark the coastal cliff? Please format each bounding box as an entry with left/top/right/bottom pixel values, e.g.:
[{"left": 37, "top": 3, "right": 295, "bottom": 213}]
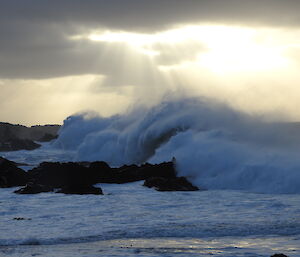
[{"left": 0, "top": 122, "right": 60, "bottom": 151}]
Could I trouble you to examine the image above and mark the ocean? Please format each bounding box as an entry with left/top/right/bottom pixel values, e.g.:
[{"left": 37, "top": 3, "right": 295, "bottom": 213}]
[{"left": 1, "top": 98, "right": 300, "bottom": 256}]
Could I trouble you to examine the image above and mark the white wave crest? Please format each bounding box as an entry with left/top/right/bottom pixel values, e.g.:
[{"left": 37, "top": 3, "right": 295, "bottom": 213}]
[{"left": 53, "top": 97, "right": 300, "bottom": 193}]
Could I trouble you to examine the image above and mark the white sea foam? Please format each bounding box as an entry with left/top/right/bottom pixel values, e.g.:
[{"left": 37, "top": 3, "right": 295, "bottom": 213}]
[
  {"left": 51, "top": 97, "right": 300, "bottom": 194},
  {"left": 1, "top": 99, "right": 300, "bottom": 255},
  {"left": 1, "top": 183, "right": 300, "bottom": 247}
]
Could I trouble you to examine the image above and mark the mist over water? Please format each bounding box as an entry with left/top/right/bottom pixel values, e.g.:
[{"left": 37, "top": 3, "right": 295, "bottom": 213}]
[{"left": 53, "top": 97, "right": 300, "bottom": 194}]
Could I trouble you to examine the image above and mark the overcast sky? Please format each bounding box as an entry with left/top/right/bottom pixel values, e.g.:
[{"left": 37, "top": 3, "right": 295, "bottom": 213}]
[{"left": 1, "top": 0, "right": 300, "bottom": 125}]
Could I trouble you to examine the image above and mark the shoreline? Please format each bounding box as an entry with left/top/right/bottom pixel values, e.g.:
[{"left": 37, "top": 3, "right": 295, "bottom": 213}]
[{"left": 1, "top": 236, "right": 297, "bottom": 257}]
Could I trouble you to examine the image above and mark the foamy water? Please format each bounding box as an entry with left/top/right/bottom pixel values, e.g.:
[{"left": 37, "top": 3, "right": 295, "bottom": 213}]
[
  {"left": 50, "top": 98, "right": 300, "bottom": 194},
  {"left": 1, "top": 97, "right": 300, "bottom": 256},
  {"left": 1, "top": 182, "right": 300, "bottom": 256}
]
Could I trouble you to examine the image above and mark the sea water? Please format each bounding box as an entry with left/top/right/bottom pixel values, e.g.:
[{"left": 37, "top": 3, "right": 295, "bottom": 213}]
[
  {"left": 1, "top": 98, "right": 300, "bottom": 256},
  {"left": 0, "top": 180, "right": 300, "bottom": 256},
  {"left": 1, "top": 147, "right": 300, "bottom": 256}
]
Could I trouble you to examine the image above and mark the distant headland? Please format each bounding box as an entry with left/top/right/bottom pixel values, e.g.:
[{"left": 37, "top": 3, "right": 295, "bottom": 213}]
[{"left": 0, "top": 122, "right": 60, "bottom": 151}]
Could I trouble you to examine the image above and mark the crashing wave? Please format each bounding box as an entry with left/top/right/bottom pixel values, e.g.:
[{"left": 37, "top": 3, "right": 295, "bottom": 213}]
[{"left": 53, "top": 97, "right": 300, "bottom": 193}]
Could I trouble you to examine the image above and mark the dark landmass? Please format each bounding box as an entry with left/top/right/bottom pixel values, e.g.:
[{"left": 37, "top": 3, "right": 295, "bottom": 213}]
[
  {"left": 0, "top": 122, "right": 60, "bottom": 151},
  {"left": 0, "top": 157, "right": 28, "bottom": 187},
  {"left": 143, "top": 176, "right": 199, "bottom": 191},
  {"left": 0, "top": 157, "right": 199, "bottom": 195}
]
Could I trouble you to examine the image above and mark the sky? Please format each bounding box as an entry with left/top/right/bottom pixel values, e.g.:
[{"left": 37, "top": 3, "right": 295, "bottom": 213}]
[{"left": 1, "top": 0, "right": 300, "bottom": 125}]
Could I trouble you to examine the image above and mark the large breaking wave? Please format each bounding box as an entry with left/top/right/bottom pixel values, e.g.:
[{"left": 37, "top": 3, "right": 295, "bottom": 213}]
[{"left": 53, "top": 97, "right": 300, "bottom": 193}]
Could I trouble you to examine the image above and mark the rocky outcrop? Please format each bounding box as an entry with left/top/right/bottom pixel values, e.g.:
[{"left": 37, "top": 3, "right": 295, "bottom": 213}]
[
  {"left": 11, "top": 159, "right": 198, "bottom": 194},
  {"left": 90, "top": 161, "right": 176, "bottom": 184},
  {"left": 36, "top": 133, "right": 58, "bottom": 142},
  {"left": 16, "top": 162, "right": 104, "bottom": 195},
  {"left": 25, "top": 160, "right": 176, "bottom": 186},
  {"left": 0, "top": 122, "right": 60, "bottom": 151},
  {"left": 14, "top": 182, "right": 53, "bottom": 194},
  {"left": 29, "top": 125, "right": 60, "bottom": 141},
  {"left": 14, "top": 160, "right": 178, "bottom": 194},
  {"left": 0, "top": 157, "right": 28, "bottom": 187},
  {"left": 27, "top": 162, "right": 93, "bottom": 188},
  {"left": 0, "top": 138, "right": 41, "bottom": 151},
  {"left": 143, "top": 176, "right": 199, "bottom": 191},
  {"left": 56, "top": 185, "right": 103, "bottom": 195}
]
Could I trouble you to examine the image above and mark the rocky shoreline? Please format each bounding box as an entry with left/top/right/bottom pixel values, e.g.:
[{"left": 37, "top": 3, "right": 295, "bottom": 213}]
[
  {"left": 0, "top": 156, "right": 291, "bottom": 257},
  {"left": 0, "top": 156, "right": 199, "bottom": 194},
  {"left": 0, "top": 122, "right": 60, "bottom": 151}
]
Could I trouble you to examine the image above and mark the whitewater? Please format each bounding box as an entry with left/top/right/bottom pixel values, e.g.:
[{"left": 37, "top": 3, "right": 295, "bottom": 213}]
[{"left": 1, "top": 97, "right": 300, "bottom": 256}]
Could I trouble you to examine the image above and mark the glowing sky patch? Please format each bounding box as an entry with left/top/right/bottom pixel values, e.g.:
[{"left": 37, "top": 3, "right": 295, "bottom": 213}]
[{"left": 87, "top": 25, "right": 290, "bottom": 73}]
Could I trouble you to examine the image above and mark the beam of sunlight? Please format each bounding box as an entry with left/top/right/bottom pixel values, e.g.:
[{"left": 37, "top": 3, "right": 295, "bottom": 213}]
[{"left": 87, "top": 25, "right": 291, "bottom": 73}]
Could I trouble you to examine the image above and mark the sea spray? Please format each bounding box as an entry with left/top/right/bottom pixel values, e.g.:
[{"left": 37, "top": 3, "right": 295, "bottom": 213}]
[
  {"left": 150, "top": 129, "right": 300, "bottom": 193},
  {"left": 54, "top": 98, "right": 245, "bottom": 164},
  {"left": 53, "top": 97, "right": 300, "bottom": 193}
]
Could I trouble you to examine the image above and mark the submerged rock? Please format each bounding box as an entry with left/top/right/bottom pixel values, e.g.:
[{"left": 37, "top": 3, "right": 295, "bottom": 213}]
[
  {"left": 0, "top": 157, "right": 28, "bottom": 187},
  {"left": 14, "top": 182, "right": 53, "bottom": 194},
  {"left": 56, "top": 185, "right": 103, "bottom": 195},
  {"left": 13, "top": 217, "right": 32, "bottom": 221},
  {"left": 143, "top": 176, "right": 199, "bottom": 191}
]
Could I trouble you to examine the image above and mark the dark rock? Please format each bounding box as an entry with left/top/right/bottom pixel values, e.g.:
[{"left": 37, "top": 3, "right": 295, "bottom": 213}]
[
  {"left": 29, "top": 124, "right": 60, "bottom": 141},
  {"left": 56, "top": 185, "right": 103, "bottom": 195},
  {"left": 20, "top": 160, "right": 179, "bottom": 194},
  {"left": 27, "top": 162, "right": 94, "bottom": 188},
  {"left": 0, "top": 122, "right": 60, "bottom": 151},
  {"left": 37, "top": 133, "right": 58, "bottom": 142},
  {"left": 0, "top": 138, "right": 40, "bottom": 151},
  {"left": 0, "top": 157, "right": 28, "bottom": 187},
  {"left": 89, "top": 161, "right": 111, "bottom": 170},
  {"left": 97, "top": 164, "right": 140, "bottom": 183},
  {"left": 27, "top": 160, "right": 177, "bottom": 186},
  {"left": 138, "top": 162, "right": 177, "bottom": 179},
  {"left": 89, "top": 161, "right": 177, "bottom": 184},
  {"left": 26, "top": 162, "right": 104, "bottom": 195},
  {"left": 14, "top": 182, "right": 53, "bottom": 194},
  {"left": 270, "top": 254, "right": 289, "bottom": 257},
  {"left": 143, "top": 176, "right": 199, "bottom": 191},
  {"left": 88, "top": 161, "right": 113, "bottom": 182},
  {"left": 13, "top": 217, "right": 31, "bottom": 220}
]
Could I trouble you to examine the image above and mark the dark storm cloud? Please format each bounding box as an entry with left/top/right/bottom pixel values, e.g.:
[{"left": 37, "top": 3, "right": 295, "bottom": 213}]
[
  {"left": 1, "top": 0, "right": 300, "bottom": 31},
  {"left": 0, "top": 0, "right": 299, "bottom": 79}
]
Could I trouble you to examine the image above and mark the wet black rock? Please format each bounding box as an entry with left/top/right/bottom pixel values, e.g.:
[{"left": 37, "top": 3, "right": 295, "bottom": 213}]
[
  {"left": 23, "top": 162, "right": 104, "bottom": 195},
  {"left": 27, "top": 162, "right": 94, "bottom": 188},
  {"left": 90, "top": 161, "right": 177, "bottom": 184},
  {"left": 143, "top": 176, "right": 199, "bottom": 191},
  {"left": 26, "top": 160, "right": 176, "bottom": 187},
  {"left": 14, "top": 182, "right": 53, "bottom": 194},
  {"left": 13, "top": 217, "right": 32, "bottom": 220},
  {"left": 11, "top": 159, "right": 188, "bottom": 195},
  {"left": 56, "top": 185, "right": 103, "bottom": 195},
  {"left": 0, "top": 157, "right": 28, "bottom": 187}
]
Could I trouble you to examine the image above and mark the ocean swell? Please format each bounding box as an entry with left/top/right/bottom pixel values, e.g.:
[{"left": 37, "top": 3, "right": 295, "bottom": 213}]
[{"left": 53, "top": 97, "right": 300, "bottom": 193}]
